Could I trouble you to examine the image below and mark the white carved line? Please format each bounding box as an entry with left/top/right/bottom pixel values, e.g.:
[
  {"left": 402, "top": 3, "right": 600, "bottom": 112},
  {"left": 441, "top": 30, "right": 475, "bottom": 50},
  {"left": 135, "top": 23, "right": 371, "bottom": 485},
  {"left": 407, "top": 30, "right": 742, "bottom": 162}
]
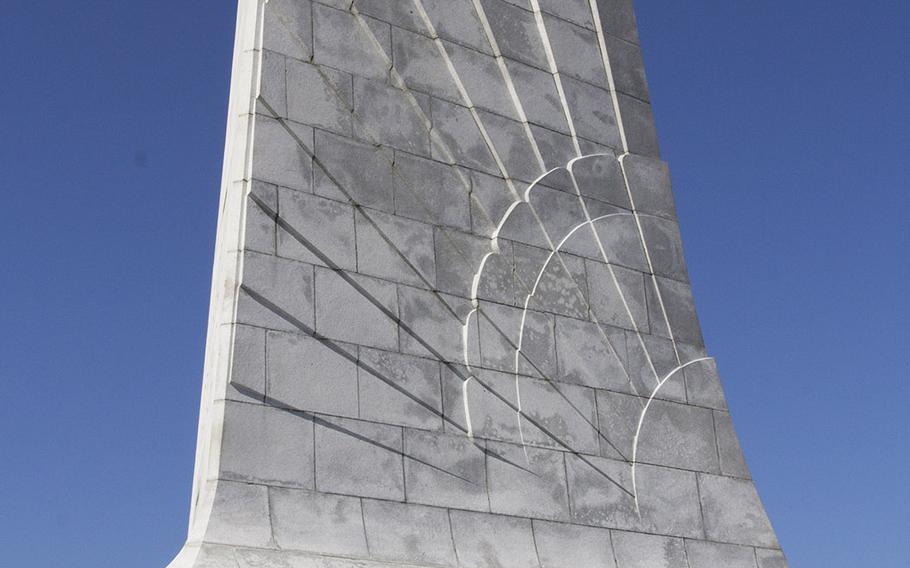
[
  {"left": 618, "top": 153, "right": 683, "bottom": 365},
  {"left": 411, "top": 0, "right": 522, "bottom": 201},
  {"left": 566, "top": 157, "right": 663, "bottom": 385},
  {"left": 469, "top": 0, "right": 548, "bottom": 168},
  {"left": 630, "top": 357, "right": 714, "bottom": 513},
  {"left": 588, "top": 0, "right": 629, "bottom": 153},
  {"left": 527, "top": 0, "right": 584, "bottom": 157}
]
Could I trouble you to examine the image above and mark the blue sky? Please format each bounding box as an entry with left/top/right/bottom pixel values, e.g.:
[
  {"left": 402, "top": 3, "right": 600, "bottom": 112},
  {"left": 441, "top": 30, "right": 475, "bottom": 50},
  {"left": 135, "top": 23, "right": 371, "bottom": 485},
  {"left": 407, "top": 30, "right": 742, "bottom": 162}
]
[{"left": 1, "top": 1, "right": 907, "bottom": 566}]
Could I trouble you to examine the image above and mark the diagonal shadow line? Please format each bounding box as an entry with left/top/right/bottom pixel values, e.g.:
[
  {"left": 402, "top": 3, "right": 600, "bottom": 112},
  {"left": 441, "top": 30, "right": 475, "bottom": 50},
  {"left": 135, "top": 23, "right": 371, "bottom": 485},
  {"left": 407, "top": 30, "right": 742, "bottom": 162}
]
[
  {"left": 229, "top": 382, "right": 478, "bottom": 486},
  {"left": 256, "top": 184, "right": 633, "bottom": 467},
  {"left": 254, "top": 83, "right": 632, "bottom": 497},
  {"left": 247, "top": 190, "right": 470, "bottom": 377},
  {"left": 240, "top": 286, "right": 538, "bottom": 477},
  {"left": 474, "top": 304, "right": 630, "bottom": 462},
  {"left": 241, "top": 284, "right": 463, "bottom": 433},
  {"left": 240, "top": 262, "right": 632, "bottom": 496}
]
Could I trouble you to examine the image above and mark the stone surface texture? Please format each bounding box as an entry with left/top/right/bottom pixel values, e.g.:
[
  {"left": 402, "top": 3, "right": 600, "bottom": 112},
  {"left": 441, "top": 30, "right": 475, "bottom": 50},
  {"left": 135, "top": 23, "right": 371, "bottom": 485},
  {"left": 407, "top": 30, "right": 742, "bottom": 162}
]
[{"left": 167, "top": 1, "right": 787, "bottom": 567}]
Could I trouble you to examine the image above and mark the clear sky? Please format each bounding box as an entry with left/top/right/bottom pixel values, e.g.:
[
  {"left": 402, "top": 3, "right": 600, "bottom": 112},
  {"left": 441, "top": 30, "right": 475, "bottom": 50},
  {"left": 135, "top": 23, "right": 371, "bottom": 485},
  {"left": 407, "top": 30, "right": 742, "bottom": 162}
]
[{"left": 1, "top": 1, "right": 907, "bottom": 566}]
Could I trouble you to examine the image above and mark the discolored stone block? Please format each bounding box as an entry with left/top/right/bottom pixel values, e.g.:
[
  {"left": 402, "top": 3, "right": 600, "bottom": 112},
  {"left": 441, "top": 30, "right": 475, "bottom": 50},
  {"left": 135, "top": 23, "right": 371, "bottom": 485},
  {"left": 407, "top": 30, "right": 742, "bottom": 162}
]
[
  {"left": 277, "top": 187, "right": 356, "bottom": 270},
  {"left": 219, "top": 400, "right": 315, "bottom": 488},
  {"left": 449, "top": 510, "right": 539, "bottom": 568},
  {"left": 698, "top": 473, "right": 779, "bottom": 548},
  {"left": 611, "top": 531, "right": 688, "bottom": 568},
  {"left": 533, "top": 520, "right": 615, "bottom": 568},
  {"left": 270, "top": 486, "right": 369, "bottom": 556},
  {"left": 313, "top": 5, "right": 391, "bottom": 81},
  {"left": 686, "top": 541, "right": 759, "bottom": 568},
  {"left": 314, "top": 416, "right": 405, "bottom": 500},
  {"left": 402, "top": 428, "right": 489, "bottom": 511},
  {"left": 266, "top": 330, "right": 359, "bottom": 418},
  {"left": 361, "top": 500, "right": 457, "bottom": 566}
]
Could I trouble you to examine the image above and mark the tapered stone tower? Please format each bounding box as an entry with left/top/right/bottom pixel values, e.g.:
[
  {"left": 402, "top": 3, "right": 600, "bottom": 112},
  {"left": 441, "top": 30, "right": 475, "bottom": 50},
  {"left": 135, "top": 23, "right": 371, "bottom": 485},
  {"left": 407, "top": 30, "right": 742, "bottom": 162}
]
[{"left": 168, "top": 1, "right": 787, "bottom": 567}]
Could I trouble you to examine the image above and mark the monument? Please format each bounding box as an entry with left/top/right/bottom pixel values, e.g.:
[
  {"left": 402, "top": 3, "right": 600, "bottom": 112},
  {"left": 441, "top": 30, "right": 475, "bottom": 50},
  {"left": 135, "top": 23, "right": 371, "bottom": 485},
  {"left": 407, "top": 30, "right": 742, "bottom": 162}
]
[{"left": 168, "top": 1, "right": 787, "bottom": 567}]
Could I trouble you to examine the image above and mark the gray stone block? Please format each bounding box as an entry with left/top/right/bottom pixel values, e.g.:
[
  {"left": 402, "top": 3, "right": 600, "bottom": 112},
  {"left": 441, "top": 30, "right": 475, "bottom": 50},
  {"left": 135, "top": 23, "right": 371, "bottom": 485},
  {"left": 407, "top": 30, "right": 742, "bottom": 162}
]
[
  {"left": 392, "top": 26, "right": 462, "bottom": 102},
  {"left": 564, "top": 453, "right": 638, "bottom": 530},
  {"left": 611, "top": 531, "right": 688, "bottom": 568},
  {"left": 259, "top": 49, "right": 287, "bottom": 118},
  {"left": 253, "top": 115, "right": 313, "bottom": 192},
  {"left": 588, "top": 215, "right": 650, "bottom": 273},
  {"left": 592, "top": 389, "right": 637, "bottom": 459},
  {"left": 430, "top": 98, "right": 499, "bottom": 175},
  {"left": 314, "top": 416, "right": 405, "bottom": 500},
  {"left": 479, "top": 0, "right": 549, "bottom": 70},
  {"left": 358, "top": 347, "right": 443, "bottom": 430},
  {"left": 569, "top": 152, "right": 629, "bottom": 208},
  {"left": 555, "top": 316, "right": 630, "bottom": 391},
  {"left": 355, "top": 208, "right": 436, "bottom": 288},
  {"left": 500, "top": 184, "right": 586, "bottom": 252},
  {"left": 698, "top": 474, "right": 778, "bottom": 548},
  {"left": 475, "top": 300, "right": 556, "bottom": 378},
  {"left": 362, "top": 500, "right": 457, "bottom": 566},
  {"left": 398, "top": 286, "right": 477, "bottom": 363},
  {"left": 543, "top": 14, "right": 608, "bottom": 89},
  {"left": 314, "top": 267, "right": 398, "bottom": 350},
  {"left": 647, "top": 276, "right": 704, "bottom": 346},
  {"left": 270, "top": 486, "right": 369, "bottom": 556},
  {"left": 393, "top": 152, "right": 471, "bottom": 230},
  {"left": 486, "top": 441, "right": 570, "bottom": 521},
  {"left": 266, "top": 330, "right": 359, "bottom": 418},
  {"left": 634, "top": 463, "right": 704, "bottom": 538},
  {"left": 566, "top": 455, "right": 703, "bottom": 538},
  {"left": 601, "top": 33, "right": 648, "bottom": 102},
  {"left": 539, "top": 0, "right": 595, "bottom": 29},
  {"left": 515, "top": 377, "right": 600, "bottom": 455},
  {"left": 314, "top": 130, "right": 395, "bottom": 213},
  {"left": 263, "top": 0, "right": 313, "bottom": 61},
  {"left": 528, "top": 123, "right": 579, "bottom": 172},
  {"left": 756, "top": 549, "right": 790, "bottom": 568},
  {"left": 533, "top": 520, "right": 615, "bottom": 568},
  {"left": 639, "top": 216, "right": 688, "bottom": 282},
  {"left": 681, "top": 353, "right": 727, "bottom": 410},
  {"left": 561, "top": 75, "right": 623, "bottom": 149},
  {"left": 715, "top": 411, "right": 751, "bottom": 479},
  {"left": 449, "top": 510, "right": 540, "bottom": 568},
  {"left": 434, "top": 227, "right": 500, "bottom": 299},
  {"left": 354, "top": 0, "right": 423, "bottom": 33},
  {"left": 623, "top": 331, "right": 687, "bottom": 402},
  {"left": 245, "top": 183, "right": 277, "bottom": 255},
  {"left": 287, "top": 59, "right": 354, "bottom": 136},
  {"left": 617, "top": 93, "right": 659, "bottom": 158},
  {"left": 236, "top": 251, "right": 314, "bottom": 332},
  {"left": 353, "top": 76, "right": 431, "bottom": 156},
  {"left": 594, "top": 0, "right": 639, "bottom": 44},
  {"left": 622, "top": 155, "right": 676, "bottom": 219},
  {"left": 686, "top": 541, "right": 758, "bottom": 568},
  {"left": 441, "top": 366, "right": 521, "bottom": 441},
  {"left": 505, "top": 58, "right": 570, "bottom": 135},
  {"left": 277, "top": 187, "right": 356, "bottom": 271},
  {"left": 633, "top": 397, "right": 720, "bottom": 474},
  {"left": 518, "top": 244, "right": 589, "bottom": 320},
  {"left": 444, "top": 41, "right": 521, "bottom": 121},
  {"left": 585, "top": 261, "right": 648, "bottom": 332},
  {"left": 204, "top": 481, "right": 273, "bottom": 548},
  {"left": 226, "top": 324, "right": 266, "bottom": 401},
  {"left": 313, "top": 5, "right": 391, "bottom": 81},
  {"left": 402, "top": 428, "right": 489, "bottom": 511},
  {"left": 219, "top": 400, "right": 315, "bottom": 488},
  {"left": 421, "top": 0, "right": 493, "bottom": 55}
]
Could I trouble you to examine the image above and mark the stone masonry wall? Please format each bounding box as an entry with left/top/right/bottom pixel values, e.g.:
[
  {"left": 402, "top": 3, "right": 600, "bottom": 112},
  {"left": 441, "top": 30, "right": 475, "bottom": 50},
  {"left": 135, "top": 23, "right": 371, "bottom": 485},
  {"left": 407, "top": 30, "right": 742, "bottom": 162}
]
[{"left": 167, "top": 1, "right": 787, "bottom": 567}]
